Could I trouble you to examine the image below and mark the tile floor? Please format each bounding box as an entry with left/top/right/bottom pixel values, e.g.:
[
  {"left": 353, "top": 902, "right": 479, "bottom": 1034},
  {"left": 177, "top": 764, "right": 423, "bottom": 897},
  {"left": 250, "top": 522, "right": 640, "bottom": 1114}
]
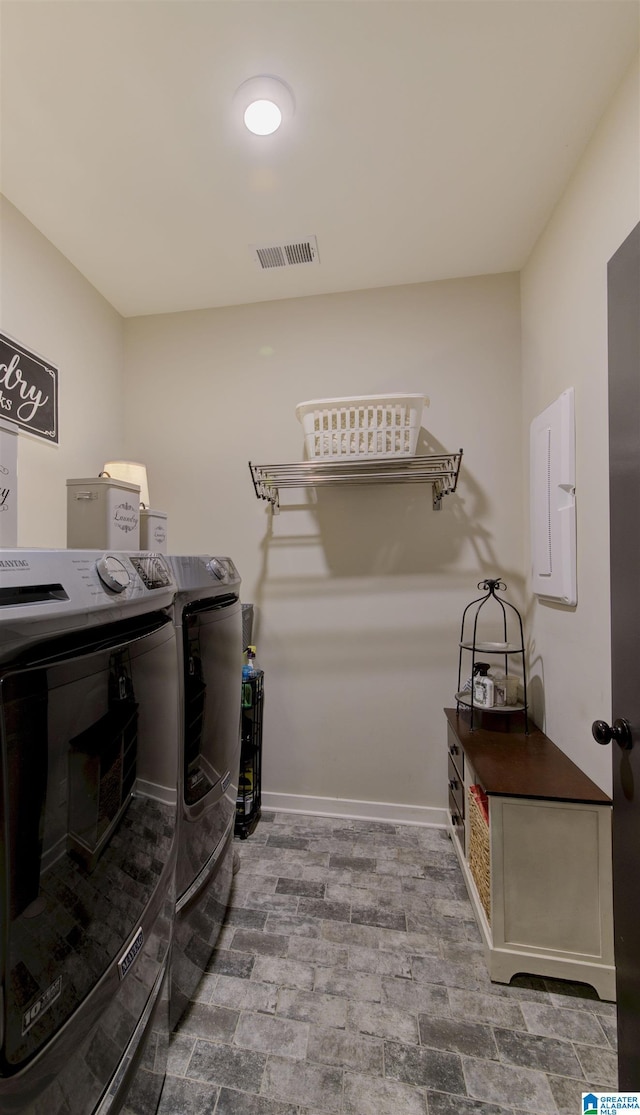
[{"left": 159, "top": 812, "right": 618, "bottom": 1115}]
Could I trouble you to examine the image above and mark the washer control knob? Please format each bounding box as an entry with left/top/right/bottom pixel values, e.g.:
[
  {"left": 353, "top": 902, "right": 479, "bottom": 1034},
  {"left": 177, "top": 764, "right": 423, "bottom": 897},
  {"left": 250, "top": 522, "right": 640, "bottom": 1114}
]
[
  {"left": 96, "top": 554, "right": 131, "bottom": 593},
  {"left": 206, "top": 557, "right": 225, "bottom": 581}
]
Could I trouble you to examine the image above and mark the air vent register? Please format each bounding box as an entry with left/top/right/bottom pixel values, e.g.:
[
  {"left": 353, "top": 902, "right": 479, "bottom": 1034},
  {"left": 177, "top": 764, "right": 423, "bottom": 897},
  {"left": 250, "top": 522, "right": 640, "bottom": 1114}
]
[{"left": 250, "top": 236, "right": 319, "bottom": 270}]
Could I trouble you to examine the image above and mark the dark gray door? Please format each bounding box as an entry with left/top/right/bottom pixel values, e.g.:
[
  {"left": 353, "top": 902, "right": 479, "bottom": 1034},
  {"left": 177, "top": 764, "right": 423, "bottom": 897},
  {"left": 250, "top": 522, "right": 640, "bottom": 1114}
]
[{"left": 606, "top": 220, "right": 640, "bottom": 1086}]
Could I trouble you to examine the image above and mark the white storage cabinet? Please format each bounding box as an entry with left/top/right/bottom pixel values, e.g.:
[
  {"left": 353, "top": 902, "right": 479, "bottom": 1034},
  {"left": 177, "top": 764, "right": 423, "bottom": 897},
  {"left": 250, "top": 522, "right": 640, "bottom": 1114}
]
[{"left": 445, "top": 708, "right": 615, "bottom": 1001}]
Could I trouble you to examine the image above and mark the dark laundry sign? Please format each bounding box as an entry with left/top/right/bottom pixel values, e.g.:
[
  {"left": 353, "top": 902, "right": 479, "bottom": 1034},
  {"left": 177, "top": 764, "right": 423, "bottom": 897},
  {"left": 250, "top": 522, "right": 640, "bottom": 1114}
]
[{"left": 0, "top": 332, "right": 59, "bottom": 443}]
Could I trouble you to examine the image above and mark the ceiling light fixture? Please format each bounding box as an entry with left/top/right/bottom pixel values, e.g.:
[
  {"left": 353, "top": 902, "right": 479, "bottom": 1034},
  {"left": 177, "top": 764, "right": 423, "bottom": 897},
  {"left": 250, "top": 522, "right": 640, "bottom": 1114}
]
[{"left": 234, "top": 75, "right": 295, "bottom": 136}]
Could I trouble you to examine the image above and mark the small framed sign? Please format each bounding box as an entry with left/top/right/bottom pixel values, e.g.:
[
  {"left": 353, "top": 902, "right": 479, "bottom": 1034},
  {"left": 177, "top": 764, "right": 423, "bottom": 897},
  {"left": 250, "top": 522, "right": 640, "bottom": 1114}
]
[{"left": 0, "top": 332, "right": 59, "bottom": 443}]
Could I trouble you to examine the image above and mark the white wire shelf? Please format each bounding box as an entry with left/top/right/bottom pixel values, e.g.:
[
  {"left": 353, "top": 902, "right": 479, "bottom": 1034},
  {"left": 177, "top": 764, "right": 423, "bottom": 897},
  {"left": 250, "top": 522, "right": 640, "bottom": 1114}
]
[{"left": 249, "top": 451, "right": 463, "bottom": 512}]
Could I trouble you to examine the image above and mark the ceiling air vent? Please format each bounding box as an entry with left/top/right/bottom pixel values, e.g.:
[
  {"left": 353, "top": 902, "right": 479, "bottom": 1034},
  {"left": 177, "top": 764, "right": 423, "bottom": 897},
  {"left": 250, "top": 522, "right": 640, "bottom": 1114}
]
[{"left": 251, "top": 236, "right": 319, "bottom": 270}]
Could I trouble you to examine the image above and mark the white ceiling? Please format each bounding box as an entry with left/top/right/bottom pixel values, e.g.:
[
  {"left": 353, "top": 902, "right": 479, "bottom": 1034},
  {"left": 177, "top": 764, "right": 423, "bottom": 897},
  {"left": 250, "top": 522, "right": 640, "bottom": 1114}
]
[{"left": 1, "top": 1, "right": 638, "bottom": 318}]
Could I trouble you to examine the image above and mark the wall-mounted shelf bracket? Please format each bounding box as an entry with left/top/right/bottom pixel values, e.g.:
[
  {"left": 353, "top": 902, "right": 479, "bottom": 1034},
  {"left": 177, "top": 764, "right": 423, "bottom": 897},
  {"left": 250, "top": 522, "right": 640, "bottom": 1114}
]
[{"left": 249, "top": 451, "right": 463, "bottom": 514}]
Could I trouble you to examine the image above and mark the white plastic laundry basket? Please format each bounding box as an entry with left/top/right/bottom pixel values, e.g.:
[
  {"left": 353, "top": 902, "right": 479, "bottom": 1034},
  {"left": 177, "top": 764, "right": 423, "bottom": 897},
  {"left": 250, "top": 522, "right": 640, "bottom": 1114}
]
[{"left": 295, "top": 394, "right": 428, "bottom": 461}]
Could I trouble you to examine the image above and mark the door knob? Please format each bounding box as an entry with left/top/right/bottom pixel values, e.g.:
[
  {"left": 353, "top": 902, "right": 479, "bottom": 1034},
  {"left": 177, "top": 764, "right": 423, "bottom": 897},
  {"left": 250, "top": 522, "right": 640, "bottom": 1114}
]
[{"left": 592, "top": 718, "right": 633, "bottom": 750}]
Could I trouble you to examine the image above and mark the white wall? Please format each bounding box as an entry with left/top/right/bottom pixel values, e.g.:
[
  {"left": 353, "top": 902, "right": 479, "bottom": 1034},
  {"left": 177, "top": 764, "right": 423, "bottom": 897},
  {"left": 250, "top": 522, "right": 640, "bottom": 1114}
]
[
  {"left": 125, "top": 274, "right": 522, "bottom": 818},
  {"left": 521, "top": 57, "right": 640, "bottom": 795},
  {"left": 0, "top": 196, "right": 125, "bottom": 547}
]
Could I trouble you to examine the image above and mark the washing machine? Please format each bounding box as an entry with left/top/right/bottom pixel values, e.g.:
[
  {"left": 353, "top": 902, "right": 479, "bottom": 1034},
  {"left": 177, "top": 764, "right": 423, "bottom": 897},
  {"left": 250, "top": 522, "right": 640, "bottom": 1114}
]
[
  {"left": 164, "top": 555, "right": 242, "bottom": 1028},
  {"left": 0, "top": 549, "right": 180, "bottom": 1115}
]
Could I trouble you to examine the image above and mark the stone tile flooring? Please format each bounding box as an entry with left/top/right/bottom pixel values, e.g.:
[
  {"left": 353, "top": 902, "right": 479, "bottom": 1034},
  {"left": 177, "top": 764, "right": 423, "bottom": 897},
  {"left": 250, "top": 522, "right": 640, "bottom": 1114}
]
[{"left": 159, "top": 812, "right": 618, "bottom": 1115}]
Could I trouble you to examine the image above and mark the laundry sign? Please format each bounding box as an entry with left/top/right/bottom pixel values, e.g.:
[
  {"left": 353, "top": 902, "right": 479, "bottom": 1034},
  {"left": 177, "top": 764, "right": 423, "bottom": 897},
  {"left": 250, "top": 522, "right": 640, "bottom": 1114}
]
[{"left": 0, "top": 332, "right": 59, "bottom": 443}]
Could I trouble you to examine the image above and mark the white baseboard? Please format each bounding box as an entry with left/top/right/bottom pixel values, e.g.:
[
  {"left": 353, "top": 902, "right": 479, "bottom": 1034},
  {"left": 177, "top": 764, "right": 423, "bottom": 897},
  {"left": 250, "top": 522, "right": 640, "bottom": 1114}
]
[{"left": 260, "top": 791, "right": 447, "bottom": 829}]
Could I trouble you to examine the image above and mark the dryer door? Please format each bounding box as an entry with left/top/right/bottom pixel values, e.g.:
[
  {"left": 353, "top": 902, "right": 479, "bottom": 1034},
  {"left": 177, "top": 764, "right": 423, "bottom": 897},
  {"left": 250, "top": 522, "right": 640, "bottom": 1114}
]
[{"left": 178, "top": 595, "right": 241, "bottom": 898}]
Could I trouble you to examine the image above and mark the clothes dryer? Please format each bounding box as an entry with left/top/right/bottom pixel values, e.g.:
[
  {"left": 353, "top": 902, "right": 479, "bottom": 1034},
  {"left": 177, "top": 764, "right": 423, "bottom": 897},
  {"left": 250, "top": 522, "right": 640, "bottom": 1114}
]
[
  {"left": 0, "top": 550, "right": 180, "bottom": 1115},
  {"left": 164, "top": 555, "right": 242, "bottom": 1027}
]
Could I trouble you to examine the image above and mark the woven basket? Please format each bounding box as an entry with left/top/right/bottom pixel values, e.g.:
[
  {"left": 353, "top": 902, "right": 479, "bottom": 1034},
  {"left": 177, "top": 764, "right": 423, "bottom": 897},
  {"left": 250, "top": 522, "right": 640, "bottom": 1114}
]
[{"left": 468, "top": 787, "right": 491, "bottom": 924}]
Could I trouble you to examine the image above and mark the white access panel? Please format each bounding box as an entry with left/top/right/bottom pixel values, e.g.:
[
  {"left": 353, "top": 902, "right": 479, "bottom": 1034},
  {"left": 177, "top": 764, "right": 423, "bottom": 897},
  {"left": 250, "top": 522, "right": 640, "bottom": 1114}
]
[{"left": 530, "top": 387, "right": 577, "bottom": 606}]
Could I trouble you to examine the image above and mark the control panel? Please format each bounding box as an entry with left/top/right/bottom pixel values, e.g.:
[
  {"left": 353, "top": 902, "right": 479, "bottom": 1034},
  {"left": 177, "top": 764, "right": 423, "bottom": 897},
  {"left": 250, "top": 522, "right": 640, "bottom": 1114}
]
[{"left": 129, "top": 554, "right": 172, "bottom": 590}]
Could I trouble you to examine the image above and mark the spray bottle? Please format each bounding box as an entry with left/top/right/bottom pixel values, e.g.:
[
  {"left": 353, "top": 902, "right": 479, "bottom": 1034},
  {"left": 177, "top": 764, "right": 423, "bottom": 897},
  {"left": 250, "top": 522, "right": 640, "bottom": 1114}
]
[{"left": 242, "top": 645, "right": 258, "bottom": 709}]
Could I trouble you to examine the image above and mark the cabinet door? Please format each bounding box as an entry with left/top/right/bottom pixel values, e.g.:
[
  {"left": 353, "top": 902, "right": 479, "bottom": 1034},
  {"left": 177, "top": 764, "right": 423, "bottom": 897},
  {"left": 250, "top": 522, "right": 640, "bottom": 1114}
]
[{"left": 490, "top": 796, "right": 614, "bottom": 964}]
